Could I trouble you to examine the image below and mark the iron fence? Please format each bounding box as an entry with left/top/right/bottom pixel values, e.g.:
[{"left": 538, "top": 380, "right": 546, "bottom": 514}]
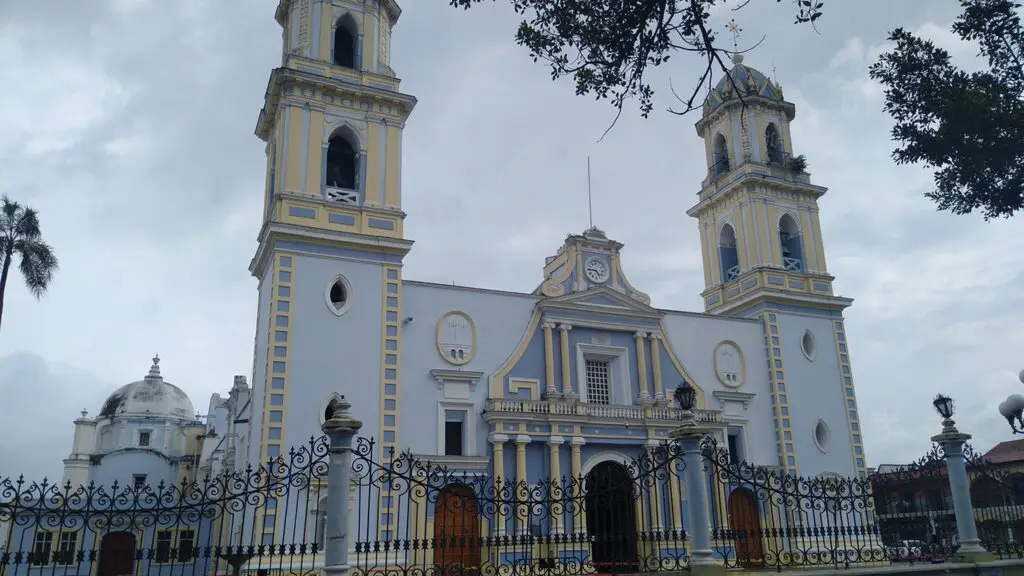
[
  {"left": 704, "top": 438, "right": 960, "bottom": 570},
  {"left": 963, "top": 445, "right": 1024, "bottom": 558},
  {"left": 0, "top": 435, "right": 330, "bottom": 576},
  {"left": 349, "top": 437, "right": 689, "bottom": 576}
]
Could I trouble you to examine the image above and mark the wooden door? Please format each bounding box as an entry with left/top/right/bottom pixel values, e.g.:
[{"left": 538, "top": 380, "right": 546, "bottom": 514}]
[
  {"left": 98, "top": 532, "right": 136, "bottom": 576},
  {"left": 728, "top": 488, "right": 763, "bottom": 565},
  {"left": 434, "top": 484, "right": 480, "bottom": 573}
]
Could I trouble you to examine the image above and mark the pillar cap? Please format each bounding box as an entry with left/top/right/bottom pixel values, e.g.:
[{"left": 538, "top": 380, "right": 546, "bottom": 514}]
[{"left": 321, "top": 395, "right": 363, "bottom": 436}]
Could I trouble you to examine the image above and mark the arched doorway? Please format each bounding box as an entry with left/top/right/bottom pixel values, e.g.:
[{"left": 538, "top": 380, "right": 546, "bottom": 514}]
[
  {"left": 433, "top": 483, "right": 480, "bottom": 572},
  {"left": 586, "top": 461, "right": 638, "bottom": 573},
  {"left": 98, "top": 531, "right": 136, "bottom": 576},
  {"left": 727, "top": 488, "right": 763, "bottom": 566}
]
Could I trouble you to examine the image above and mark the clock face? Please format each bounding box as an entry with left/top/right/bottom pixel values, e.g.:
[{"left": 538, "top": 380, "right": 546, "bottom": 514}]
[{"left": 584, "top": 257, "right": 609, "bottom": 283}]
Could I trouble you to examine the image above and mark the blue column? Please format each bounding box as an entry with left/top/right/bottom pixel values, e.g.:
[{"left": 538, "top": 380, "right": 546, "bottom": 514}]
[
  {"left": 932, "top": 419, "right": 991, "bottom": 561},
  {"left": 322, "top": 396, "right": 363, "bottom": 576},
  {"left": 670, "top": 417, "right": 720, "bottom": 574}
]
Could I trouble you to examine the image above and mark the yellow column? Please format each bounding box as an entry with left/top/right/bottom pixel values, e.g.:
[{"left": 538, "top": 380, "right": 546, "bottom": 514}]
[
  {"left": 548, "top": 436, "right": 565, "bottom": 534},
  {"left": 543, "top": 322, "right": 557, "bottom": 397},
  {"left": 646, "top": 441, "right": 665, "bottom": 533},
  {"left": 570, "top": 437, "right": 586, "bottom": 534},
  {"left": 515, "top": 435, "right": 531, "bottom": 535},
  {"left": 559, "top": 324, "right": 573, "bottom": 397},
  {"left": 491, "top": 434, "right": 508, "bottom": 536},
  {"left": 650, "top": 333, "right": 665, "bottom": 402},
  {"left": 635, "top": 331, "right": 650, "bottom": 403},
  {"left": 809, "top": 207, "right": 828, "bottom": 273},
  {"left": 668, "top": 458, "right": 683, "bottom": 534}
]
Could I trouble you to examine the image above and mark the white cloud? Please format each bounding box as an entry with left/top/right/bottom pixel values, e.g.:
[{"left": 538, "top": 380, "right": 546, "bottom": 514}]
[
  {"left": 0, "top": 0, "right": 1020, "bottom": 478},
  {"left": 0, "top": 28, "right": 129, "bottom": 159}
]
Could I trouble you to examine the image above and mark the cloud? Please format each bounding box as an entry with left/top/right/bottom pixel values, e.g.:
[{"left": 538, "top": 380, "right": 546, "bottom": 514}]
[{"left": 0, "top": 0, "right": 1020, "bottom": 480}]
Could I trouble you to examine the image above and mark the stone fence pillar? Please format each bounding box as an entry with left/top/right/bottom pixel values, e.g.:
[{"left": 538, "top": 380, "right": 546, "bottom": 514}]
[
  {"left": 321, "top": 396, "right": 363, "bottom": 576},
  {"left": 931, "top": 415, "right": 992, "bottom": 563},
  {"left": 669, "top": 413, "right": 723, "bottom": 576}
]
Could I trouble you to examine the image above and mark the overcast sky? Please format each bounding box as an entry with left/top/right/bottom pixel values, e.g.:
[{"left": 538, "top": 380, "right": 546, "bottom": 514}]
[{"left": 1, "top": 0, "right": 1022, "bottom": 482}]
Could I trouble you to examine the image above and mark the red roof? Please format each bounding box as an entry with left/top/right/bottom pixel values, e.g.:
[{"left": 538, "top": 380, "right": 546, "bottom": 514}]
[{"left": 983, "top": 439, "right": 1024, "bottom": 465}]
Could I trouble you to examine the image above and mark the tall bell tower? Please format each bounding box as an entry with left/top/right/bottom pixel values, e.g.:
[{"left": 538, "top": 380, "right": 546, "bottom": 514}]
[
  {"left": 247, "top": 0, "right": 416, "bottom": 510},
  {"left": 686, "top": 54, "right": 868, "bottom": 482}
]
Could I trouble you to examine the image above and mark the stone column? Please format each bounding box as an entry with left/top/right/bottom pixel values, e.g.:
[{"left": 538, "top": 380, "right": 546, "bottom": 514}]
[
  {"left": 321, "top": 396, "right": 363, "bottom": 576},
  {"left": 669, "top": 416, "right": 722, "bottom": 575},
  {"left": 932, "top": 419, "right": 993, "bottom": 562},
  {"left": 543, "top": 322, "right": 557, "bottom": 397},
  {"left": 570, "top": 436, "right": 586, "bottom": 534},
  {"left": 548, "top": 436, "right": 565, "bottom": 534},
  {"left": 635, "top": 332, "right": 651, "bottom": 404},
  {"left": 649, "top": 333, "right": 665, "bottom": 402},
  {"left": 491, "top": 433, "right": 508, "bottom": 536},
  {"left": 515, "top": 435, "right": 531, "bottom": 534},
  {"left": 559, "top": 324, "right": 574, "bottom": 397}
]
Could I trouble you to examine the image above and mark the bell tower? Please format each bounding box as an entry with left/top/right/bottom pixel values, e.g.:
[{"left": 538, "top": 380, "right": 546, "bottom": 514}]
[
  {"left": 686, "top": 55, "right": 868, "bottom": 482},
  {"left": 254, "top": 0, "right": 415, "bottom": 257},
  {"left": 247, "top": 0, "right": 416, "bottom": 528}
]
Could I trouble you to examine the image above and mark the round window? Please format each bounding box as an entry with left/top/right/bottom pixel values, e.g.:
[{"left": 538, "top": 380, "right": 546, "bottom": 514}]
[
  {"left": 800, "top": 329, "right": 817, "bottom": 361},
  {"left": 325, "top": 276, "right": 352, "bottom": 316},
  {"left": 814, "top": 420, "right": 830, "bottom": 453}
]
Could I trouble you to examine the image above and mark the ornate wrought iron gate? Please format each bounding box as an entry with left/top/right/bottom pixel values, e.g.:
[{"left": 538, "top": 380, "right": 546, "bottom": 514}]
[{"left": 349, "top": 437, "right": 690, "bottom": 576}]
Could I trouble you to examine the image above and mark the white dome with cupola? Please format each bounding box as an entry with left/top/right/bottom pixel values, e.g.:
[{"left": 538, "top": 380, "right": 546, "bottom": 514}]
[{"left": 98, "top": 356, "right": 196, "bottom": 421}]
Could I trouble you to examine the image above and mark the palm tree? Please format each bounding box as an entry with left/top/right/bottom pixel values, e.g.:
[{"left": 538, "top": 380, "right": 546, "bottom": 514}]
[{"left": 0, "top": 196, "right": 59, "bottom": 331}]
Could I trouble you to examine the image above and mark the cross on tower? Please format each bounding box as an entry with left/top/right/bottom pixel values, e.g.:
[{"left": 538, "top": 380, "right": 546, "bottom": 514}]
[{"left": 726, "top": 19, "right": 742, "bottom": 53}]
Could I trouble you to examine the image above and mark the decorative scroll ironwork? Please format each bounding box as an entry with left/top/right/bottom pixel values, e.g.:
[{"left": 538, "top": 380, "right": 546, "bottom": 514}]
[
  {"left": 0, "top": 435, "right": 330, "bottom": 576},
  {"left": 703, "top": 436, "right": 957, "bottom": 569},
  {"left": 349, "top": 436, "right": 688, "bottom": 576}
]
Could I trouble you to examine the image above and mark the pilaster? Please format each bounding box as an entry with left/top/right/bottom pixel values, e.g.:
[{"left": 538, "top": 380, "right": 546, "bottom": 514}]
[
  {"left": 558, "top": 324, "right": 574, "bottom": 397},
  {"left": 635, "top": 332, "right": 651, "bottom": 404}
]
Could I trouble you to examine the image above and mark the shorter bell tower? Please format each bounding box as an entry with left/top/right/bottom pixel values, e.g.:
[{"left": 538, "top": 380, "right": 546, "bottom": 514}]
[
  {"left": 687, "top": 54, "right": 842, "bottom": 315},
  {"left": 686, "top": 55, "right": 868, "bottom": 482}
]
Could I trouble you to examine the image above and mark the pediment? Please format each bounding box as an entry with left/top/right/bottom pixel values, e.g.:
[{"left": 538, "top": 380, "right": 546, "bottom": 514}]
[{"left": 537, "top": 286, "right": 663, "bottom": 319}]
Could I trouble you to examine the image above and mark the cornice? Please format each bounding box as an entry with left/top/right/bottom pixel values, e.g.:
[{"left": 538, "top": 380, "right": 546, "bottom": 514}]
[
  {"left": 712, "top": 390, "right": 757, "bottom": 410},
  {"left": 687, "top": 167, "right": 828, "bottom": 218},
  {"left": 256, "top": 67, "right": 418, "bottom": 141},
  {"left": 250, "top": 221, "right": 415, "bottom": 277},
  {"left": 713, "top": 288, "right": 854, "bottom": 316}
]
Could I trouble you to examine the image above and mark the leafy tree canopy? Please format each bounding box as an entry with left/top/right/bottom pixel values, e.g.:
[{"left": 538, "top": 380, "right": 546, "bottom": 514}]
[
  {"left": 870, "top": 0, "right": 1024, "bottom": 219},
  {"left": 447, "top": 0, "right": 823, "bottom": 119},
  {"left": 450, "top": 0, "right": 1024, "bottom": 219}
]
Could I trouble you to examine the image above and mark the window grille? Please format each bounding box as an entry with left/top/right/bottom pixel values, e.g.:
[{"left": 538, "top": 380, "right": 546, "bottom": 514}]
[{"left": 585, "top": 359, "right": 611, "bottom": 405}]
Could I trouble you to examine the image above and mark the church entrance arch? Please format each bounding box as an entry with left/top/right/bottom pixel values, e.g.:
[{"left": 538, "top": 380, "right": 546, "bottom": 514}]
[
  {"left": 727, "top": 488, "right": 764, "bottom": 566},
  {"left": 433, "top": 483, "right": 480, "bottom": 572},
  {"left": 98, "top": 531, "right": 136, "bottom": 576},
  {"left": 585, "top": 461, "right": 638, "bottom": 573}
]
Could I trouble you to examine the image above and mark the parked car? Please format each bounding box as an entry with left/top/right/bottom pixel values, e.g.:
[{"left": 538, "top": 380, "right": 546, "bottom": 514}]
[{"left": 886, "top": 540, "right": 925, "bottom": 560}]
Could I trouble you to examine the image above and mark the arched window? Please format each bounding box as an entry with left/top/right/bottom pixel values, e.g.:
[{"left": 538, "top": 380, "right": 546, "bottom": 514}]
[
  {"left": 713, "top": 134, "right": 730, "bottom": 176},
  {"left": 765, "top": 123, "right": 784, "bottom": 166},
  {"left": 333, "top": 15, "right": 359, "bottom": 69},
  {"left": 778, "top": 214, "right": 804, "bottom": 272},
  {"left": 325, "top": 128, "right": 359, "bottom": 201},
  {"left": 718, "top": 224, "right": 740, "bottom": 282}
]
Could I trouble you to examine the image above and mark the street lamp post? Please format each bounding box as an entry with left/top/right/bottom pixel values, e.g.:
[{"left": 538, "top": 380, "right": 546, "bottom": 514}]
[
  {"left": 668, "top": 381, "right": 723, "bottom": 576},
  {"left": 930, "top": 394, "right": 992, "bottom": 562},
  {"left": 997, "top": 370, "right": 1024, "bottom": 434}
]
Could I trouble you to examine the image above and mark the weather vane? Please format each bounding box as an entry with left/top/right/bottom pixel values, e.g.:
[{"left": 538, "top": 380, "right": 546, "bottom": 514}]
[{"left": 726, "top": 19, "right": 742, "bottom": 53}]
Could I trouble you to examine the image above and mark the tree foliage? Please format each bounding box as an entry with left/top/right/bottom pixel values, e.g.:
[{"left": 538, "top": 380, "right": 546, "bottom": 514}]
[
  {"left": 447, "top": 0, "right": 823, "bottom": 122},
  {"left": 0, "top": 196, "right": 59, "bottom": 332},
  {"left": 869, "top": 0, "right": 1024, "bottom": 219}
]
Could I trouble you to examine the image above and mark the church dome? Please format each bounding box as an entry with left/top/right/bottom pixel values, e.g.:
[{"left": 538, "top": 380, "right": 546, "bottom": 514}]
[
  {"left": 704, "top": 54, "right": 785, "bottom": 114},
  {"left": 98, "top": 356, "right": 196, "bottom": 420}
]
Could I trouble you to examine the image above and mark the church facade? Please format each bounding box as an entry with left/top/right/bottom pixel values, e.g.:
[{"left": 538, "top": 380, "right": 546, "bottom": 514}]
[{"left": 242, "top": 0, "right": 867, "bottom": 548}]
